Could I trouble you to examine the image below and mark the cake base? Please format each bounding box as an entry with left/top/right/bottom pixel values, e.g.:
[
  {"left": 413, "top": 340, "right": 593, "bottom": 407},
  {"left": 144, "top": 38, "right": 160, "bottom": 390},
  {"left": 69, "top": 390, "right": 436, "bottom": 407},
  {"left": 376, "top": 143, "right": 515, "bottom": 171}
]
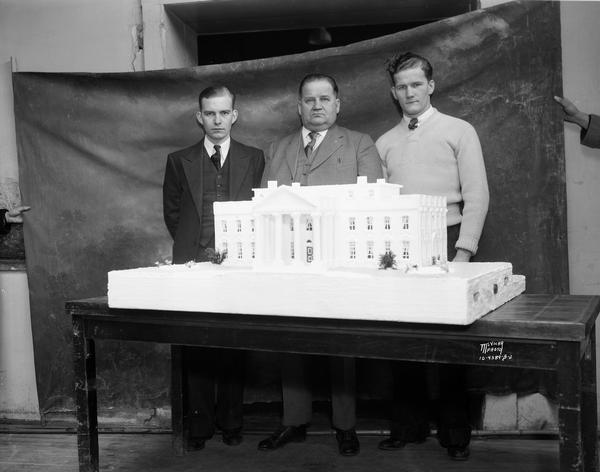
[{"left": 108, "top": 262, "right": 525, "bottom": 325}]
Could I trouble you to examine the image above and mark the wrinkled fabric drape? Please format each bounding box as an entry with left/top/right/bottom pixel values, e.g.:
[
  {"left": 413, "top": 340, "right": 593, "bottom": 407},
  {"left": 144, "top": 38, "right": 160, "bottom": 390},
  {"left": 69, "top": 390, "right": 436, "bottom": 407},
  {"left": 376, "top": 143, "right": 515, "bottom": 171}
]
[{"left": 13, "top": 1, "right": 565, "bottom": 412}]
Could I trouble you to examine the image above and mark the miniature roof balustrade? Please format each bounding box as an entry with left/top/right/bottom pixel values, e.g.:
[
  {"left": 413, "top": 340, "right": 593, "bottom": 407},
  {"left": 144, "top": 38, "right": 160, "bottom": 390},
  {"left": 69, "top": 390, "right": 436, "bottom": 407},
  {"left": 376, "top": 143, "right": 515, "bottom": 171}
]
[{"left": 214, "top": 177, "right": 447, "bottom": 214}]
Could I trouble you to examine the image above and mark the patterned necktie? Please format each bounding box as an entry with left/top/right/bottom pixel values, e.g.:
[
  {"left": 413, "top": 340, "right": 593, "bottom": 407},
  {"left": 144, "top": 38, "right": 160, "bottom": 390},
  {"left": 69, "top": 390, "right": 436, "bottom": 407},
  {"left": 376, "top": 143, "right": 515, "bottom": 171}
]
[
  {"left": 305, "top": 131, "right": 319, "bottom": 159},
  {"left": 408, "top": 118, "right": 419, "bottom": 130},
  {"left": 211, "top": 144, "right": 221, "bottom": 170}
]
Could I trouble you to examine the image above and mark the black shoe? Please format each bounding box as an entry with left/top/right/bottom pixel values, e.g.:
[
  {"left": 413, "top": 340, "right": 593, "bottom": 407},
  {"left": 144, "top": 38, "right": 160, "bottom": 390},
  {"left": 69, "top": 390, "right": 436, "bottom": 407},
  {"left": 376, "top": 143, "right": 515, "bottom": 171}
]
[
  {"left": 335, "top": 428, "right": 360, "bottom": 456},
  {"left": 257, "top": 425, "right": 307, "bottom": 451},
  {"left": 447, "top": 445, "right": 470, "bottom": 461},
  {"left": 222, "top": 428, "right": 243, "bottom": 446},
  {"left": 186, "top": 437, "right": 206, "bottom": 451},
  {"left": 378, "top": 437, "right": 406, "bottom": 451}
]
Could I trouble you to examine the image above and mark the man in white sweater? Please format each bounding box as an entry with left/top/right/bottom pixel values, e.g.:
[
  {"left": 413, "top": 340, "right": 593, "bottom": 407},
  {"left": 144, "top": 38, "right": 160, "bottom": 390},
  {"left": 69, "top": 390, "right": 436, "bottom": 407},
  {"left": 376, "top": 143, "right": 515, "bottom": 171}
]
[
  {"left": 376, "top": 53, "right": 489, "bottom": 260},
  {"left": 375, "top": 52, "right": 489, "bottom": 461}
]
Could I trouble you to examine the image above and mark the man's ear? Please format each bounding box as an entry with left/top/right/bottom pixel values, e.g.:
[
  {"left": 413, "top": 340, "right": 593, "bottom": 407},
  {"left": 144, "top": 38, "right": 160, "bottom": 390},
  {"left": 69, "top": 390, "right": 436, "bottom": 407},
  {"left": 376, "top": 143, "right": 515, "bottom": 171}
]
[
  {"left": 428, "top": 79, "right": 435, "bottom": 96},
  {"left": 232, "top": 109, "right": 238, "bottom": 124},
  {"left": 195, "top": 111, "right": 203, "bottom": 125}
]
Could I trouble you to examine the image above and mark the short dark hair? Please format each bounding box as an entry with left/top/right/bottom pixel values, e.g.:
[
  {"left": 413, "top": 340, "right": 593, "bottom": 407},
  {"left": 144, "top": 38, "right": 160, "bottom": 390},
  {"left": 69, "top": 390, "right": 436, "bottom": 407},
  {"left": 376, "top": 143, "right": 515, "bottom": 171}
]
[
  {"left": 198, "top": 85, "right": 236, "bottom": 109},
  {"left": 386, "top": 52, "right": 433, "bottom": 82},
  {"left": 298, "top": 74, "right": 339, "bottom": 98}
]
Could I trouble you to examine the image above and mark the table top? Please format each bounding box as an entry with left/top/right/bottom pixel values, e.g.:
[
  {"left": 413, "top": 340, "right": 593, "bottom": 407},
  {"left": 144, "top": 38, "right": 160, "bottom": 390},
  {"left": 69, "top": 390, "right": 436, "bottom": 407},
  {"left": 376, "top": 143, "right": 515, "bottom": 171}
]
[{"left": 68, "top": 294, "right": 600, "bottom": 343}]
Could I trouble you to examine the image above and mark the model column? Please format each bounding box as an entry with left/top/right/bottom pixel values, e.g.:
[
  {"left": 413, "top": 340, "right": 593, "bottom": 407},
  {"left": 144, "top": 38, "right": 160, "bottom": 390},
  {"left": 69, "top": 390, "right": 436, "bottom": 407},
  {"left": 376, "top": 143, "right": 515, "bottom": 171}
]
[
  {"left": 274, "top": 213, "right": 283, "bottom": 265},
  {"left": 292, "top": 212, "right": 302, "bottom": 266},
  {"left": 311, "top": 212, "right": 321, "bottom": 264},
  {"left": 254, "top": 214, "right": 263, "bottom": 265}
]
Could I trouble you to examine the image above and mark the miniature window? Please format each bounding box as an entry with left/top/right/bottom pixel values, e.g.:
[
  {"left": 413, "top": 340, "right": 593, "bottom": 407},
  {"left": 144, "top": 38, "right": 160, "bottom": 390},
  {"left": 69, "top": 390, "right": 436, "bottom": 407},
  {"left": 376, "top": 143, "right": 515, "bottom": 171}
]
[
  {"left": 290, "top": 241, "right": 295, "bottom": 259},
  {"left": 384, "top": 216, "right": 391, "bottom": 230},
  {"left": 250, "top": 219, "right": 255, "bottom": 232},
  {"left": 367, "top": 241, "right": 374, "bottom": 259},
  {"left": 368, "top": 189, "right": 375, "bottom": 197},
  {"left": 221, "top": 220, "right": 228, "bottom": 233},
  {"left": 367, "top": 216, "right": 373, "bottom": 230},
  {"left": 237, "top": 242, "right": 243, "bottom": 259},
  {"left": 306, "top": 219, "right": 313, "bottom": 231},
  {"left": 349, "top": 241, "right": 356, "bottom": 259},
  {"left": 402, "top": 241, "right": 410, "bottom": 259},
  {"left": 251, "top": 241, "right": 255, "bottom": 259},
  {"left": 402, "top": 215, "right": 409, "bottom": 230},
  {"left": 349, "top": 217, "right": 356, "bottom": 231},
  {"left": 222, "top": 241, "right": 228, "bottom": 253},
  {"left": 385, "top": 240, "right": 391, "bottom": 254},
  {"left": 290, "top": 218, "right": 294, "bottom": 232},
  {"left": 236, "top": 219, "right": 242, "bottom": 232},
  {"left": 348, "top": 191, "right": 354, "bottom": 198}
]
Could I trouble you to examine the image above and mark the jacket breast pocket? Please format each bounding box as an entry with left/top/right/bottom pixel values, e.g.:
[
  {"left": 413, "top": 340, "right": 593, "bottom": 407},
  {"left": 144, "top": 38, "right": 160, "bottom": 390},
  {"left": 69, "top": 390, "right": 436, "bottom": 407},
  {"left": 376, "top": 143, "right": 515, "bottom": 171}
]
[{"left": 335, "top": 154, "right": 356, "bottom": 171}]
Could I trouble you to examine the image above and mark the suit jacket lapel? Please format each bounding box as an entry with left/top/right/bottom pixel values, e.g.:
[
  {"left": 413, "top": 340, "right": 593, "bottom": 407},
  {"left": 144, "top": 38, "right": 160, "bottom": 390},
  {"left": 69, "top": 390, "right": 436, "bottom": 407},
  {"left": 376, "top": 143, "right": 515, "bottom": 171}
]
[
  {"left": 228, "top": 139, "right": 252, "bottom": 200},
  {"left": 286, "top": 132, "right": 304, "bottom": 181},
  {"left": 181, "top": 141, "right": 205, "bottom": 219},
  {"left": 310, "top": 125, "right": 343, "bottom": 171}
]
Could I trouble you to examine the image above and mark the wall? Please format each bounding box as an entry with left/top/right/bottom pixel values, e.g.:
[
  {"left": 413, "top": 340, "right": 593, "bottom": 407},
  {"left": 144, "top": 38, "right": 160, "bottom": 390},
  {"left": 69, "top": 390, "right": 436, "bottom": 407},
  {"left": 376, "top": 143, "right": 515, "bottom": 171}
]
[
  {"left": 0, "top": 0, "right": 196, "bottom": 421},
  {"left": 142, "top": 0, "right": 198, "bottom": 70},
  {"left": 0, "top": 0, "right": 143, "bottom": 73},
  {"left": 561, "top": 2, "right": 600, "bottom": 295},
  {"left": 560, "top": 0, "right": 600, "bottom": 420},
  {"left": 1, "top": 0, "right": 600, "bottom": 428},
  {"left": 0, "top": 270, "right": 37, "bottom": 420},
  {"left": 476, "top": 0, "right": 600, "bottom": 429},
  {"left": 0, "top": 0, "right": 143, "bottom": 420}
]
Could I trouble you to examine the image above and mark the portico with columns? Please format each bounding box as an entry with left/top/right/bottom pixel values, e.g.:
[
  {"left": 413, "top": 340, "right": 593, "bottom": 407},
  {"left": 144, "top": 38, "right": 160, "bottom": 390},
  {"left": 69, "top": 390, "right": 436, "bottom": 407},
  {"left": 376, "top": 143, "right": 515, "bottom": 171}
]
[{"left": 250, "top": 186, "right": 333, "bottom": 270}]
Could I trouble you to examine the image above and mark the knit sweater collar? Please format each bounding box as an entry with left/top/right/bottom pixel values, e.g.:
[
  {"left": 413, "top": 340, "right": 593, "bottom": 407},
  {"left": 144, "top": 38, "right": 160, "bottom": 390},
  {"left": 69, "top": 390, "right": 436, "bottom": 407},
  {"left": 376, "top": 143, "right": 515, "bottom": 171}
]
[{"left": 402, "top": 106, "right": 436, "bottom": 128}]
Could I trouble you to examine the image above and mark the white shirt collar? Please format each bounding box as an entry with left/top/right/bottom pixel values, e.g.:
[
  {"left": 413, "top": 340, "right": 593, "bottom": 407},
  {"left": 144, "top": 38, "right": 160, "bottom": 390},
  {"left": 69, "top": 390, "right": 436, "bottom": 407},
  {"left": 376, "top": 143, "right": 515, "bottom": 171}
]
[
  {"left": 204, "top": 137, "right": 231, "bottom": 166},
  {"left": 403, "top": 106, "right": 436, "bottom": 128},
  {"left": 302, "top": 127, "right": 327, "bottom": 149}
]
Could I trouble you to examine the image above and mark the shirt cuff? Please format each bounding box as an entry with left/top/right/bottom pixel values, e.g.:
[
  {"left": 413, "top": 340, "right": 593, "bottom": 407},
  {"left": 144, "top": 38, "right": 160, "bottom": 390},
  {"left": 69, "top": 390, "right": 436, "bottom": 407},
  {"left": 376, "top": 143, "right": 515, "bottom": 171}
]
[
  {"left": 455, "top": 236, "right": 478, "bottom": 256},
  {"left": 581, "top": 114, "right": 600, "bottom": 148}
]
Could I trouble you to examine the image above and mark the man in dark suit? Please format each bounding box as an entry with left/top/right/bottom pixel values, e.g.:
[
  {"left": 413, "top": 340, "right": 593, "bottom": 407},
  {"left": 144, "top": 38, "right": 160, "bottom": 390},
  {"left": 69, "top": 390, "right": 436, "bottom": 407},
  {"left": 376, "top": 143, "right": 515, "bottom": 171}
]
[
  {"left": 258, "top": 73, "right": 383, "bottom": 456},
  {"left": 163, "top": 85, "right": 264, "bottom": 450}
]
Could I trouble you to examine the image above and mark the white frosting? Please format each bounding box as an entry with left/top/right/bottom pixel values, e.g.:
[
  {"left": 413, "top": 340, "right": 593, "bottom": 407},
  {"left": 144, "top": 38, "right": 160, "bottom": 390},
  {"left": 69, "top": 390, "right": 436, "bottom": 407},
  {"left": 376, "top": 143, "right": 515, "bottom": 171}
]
[
  {"left": 213, "top": 177, "right": 448, "bottom": 272},
  {"left": 108, "top": 180, "right": 525, "bottom": 325},
  {"left": 108, "top": 261, "right": 525, "bottom": 325}
]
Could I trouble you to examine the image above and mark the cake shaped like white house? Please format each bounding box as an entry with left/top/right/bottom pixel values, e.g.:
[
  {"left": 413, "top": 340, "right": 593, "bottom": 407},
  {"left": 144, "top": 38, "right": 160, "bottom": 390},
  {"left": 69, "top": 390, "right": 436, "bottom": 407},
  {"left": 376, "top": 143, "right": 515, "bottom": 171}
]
[
  {"left": 108, "top": 177, "right": 526, "bottom": 324},
  {"left": 214, "top": 176, "right": 447, "bottom": 270}
]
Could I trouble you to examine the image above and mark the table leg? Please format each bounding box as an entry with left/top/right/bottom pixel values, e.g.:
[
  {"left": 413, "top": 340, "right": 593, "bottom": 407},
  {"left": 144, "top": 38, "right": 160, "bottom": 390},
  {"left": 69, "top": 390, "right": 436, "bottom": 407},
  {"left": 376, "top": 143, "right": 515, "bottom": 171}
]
[
  {"left": 171, "top": 344, "right": 185, "bottom": 455},
  {"left": 73, "top": 317, "right": 99, "bottom": 472},
  {"left": 581, "top": 330, "right": 599, "bottom": 472},
  {"left": 558, "top": 341, "right": 586, "bottom": 472}
]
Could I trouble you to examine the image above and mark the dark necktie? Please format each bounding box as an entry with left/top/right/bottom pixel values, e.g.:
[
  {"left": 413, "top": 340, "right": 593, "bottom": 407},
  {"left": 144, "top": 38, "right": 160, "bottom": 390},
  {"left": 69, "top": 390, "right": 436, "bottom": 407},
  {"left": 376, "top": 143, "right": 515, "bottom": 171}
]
[
  {"left": 211, "top": 144, "right": 221, "bottom": 170},
  {"left": 408, "top": 118, "right": 419, "bottom": 130},
  {"left": 305, "top": 131, "right": 319, "bottom": 159}
]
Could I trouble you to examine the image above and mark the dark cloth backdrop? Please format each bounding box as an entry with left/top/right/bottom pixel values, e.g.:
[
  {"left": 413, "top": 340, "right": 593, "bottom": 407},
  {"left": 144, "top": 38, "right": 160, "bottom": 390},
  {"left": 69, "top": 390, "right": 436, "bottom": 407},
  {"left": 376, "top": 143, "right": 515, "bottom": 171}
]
[{"left": 13, "top": 1, "right": 566, "bottom": 414}]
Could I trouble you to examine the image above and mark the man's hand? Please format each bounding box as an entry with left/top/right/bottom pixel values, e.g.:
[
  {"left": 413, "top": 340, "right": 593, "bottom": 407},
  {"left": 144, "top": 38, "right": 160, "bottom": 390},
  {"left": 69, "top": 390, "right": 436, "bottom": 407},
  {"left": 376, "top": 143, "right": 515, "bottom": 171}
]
[
  {"left": 554, "top": 96, "right": 590, "bottom": 129},
  {"left": 452, "top": 248, "right": 472, "bottom": 262},
  {"left": 5, "top": 205, "right": 31, "bottom": 224}
]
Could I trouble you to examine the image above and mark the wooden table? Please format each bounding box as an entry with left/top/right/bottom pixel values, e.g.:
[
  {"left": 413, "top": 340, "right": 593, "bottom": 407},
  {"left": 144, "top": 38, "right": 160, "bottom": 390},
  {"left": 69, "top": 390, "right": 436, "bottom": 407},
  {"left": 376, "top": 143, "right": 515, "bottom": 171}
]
[{"left": 69, "top": 294, "right": 600, "bottom": 472}]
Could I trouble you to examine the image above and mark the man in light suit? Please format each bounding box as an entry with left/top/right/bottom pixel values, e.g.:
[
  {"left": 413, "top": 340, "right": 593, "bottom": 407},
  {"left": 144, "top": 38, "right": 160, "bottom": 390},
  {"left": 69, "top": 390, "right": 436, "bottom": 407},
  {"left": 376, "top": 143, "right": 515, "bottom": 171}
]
[
  {"left": 163, "top": 85, "right": 264, "bottom": 450},
  {"left": 258, "top": 73, "right": 383, "bottom": 456}
]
